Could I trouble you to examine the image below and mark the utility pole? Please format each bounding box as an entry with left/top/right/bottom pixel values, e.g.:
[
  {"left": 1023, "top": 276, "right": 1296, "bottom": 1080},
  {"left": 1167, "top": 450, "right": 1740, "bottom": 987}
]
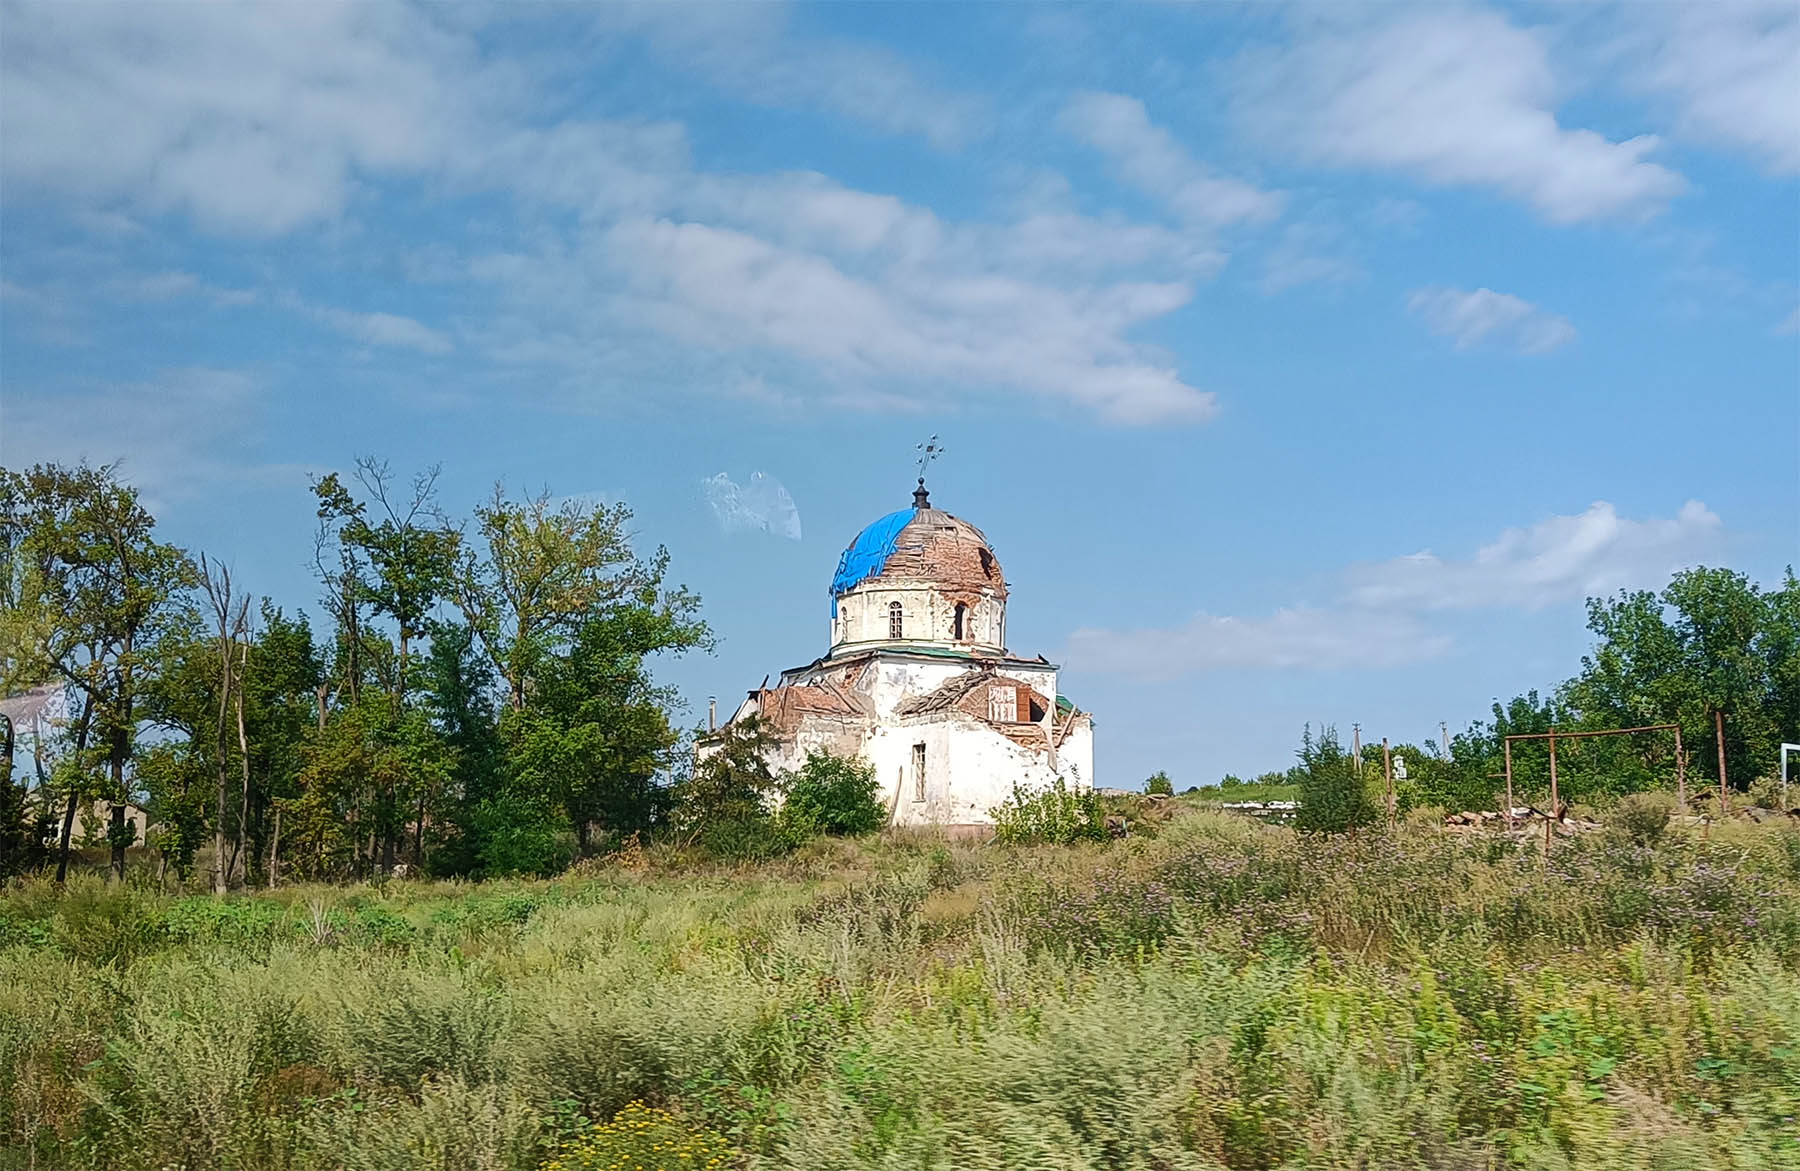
[
  {"left": 1382, "top": 737, "right": 1393, "bottom": 829},
  {"left": 1352, "top": 723, "right": 1362, "bottom": 776},
  {"left": 1440, "top": 721, "right": 1450, "bottom": 759}
]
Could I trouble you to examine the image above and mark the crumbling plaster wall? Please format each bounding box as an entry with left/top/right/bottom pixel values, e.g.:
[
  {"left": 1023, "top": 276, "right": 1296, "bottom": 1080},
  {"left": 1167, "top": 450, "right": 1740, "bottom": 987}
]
[
  {"left": 831, "top": 582, "right": 1005, "bottom": 651},
  {"left": 870, "top": 713, "right": 1075, "bottom": 827}
]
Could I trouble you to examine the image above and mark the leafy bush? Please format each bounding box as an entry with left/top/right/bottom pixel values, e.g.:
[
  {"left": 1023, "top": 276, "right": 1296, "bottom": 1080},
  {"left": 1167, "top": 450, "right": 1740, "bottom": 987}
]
[
  {"left": 543, "top": 1100, "right": 730, "bottom": 1171},
  {"left": 781, "top": 750, "right": 886, "bottom": 836},
  {"left": 1144, "top": 771, "right": 1174, "bottom": 796},
  {"left": 1294, "top": 725, "right": 1378, "bottom": 835},
  {"left": 990, "top": 777, "right": 1105, "bottom": 844},
  {"left": 1609, "top": 791, "right": 1675, "bottom": 847}
]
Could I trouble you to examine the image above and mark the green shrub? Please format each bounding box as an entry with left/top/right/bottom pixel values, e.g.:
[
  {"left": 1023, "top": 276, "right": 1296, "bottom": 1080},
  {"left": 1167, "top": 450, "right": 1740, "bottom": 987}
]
[
  {"left": 781, "top": 750, "right": 887, "bottom": 837},
  {"left": 990, "top": 777, "right": 1105, "bottom": 845},
  {"left": 1145, "top": 771, "right": 1174, "bottom": 796},
  {"left": 470, "top": 795, "right": 575, "bottom": 878}
]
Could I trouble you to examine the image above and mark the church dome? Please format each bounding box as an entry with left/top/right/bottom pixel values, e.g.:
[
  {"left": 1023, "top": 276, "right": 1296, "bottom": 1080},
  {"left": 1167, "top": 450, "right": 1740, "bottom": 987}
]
[{"left": 828, "top": 483, "right": 1007, "bottom": 653}]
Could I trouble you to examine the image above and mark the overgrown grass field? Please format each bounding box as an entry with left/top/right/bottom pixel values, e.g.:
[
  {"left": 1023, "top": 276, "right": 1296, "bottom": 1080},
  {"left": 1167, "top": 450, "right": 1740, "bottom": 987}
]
[{"left": 4, "top": 805, "right": 1799, "bottom": 1170}]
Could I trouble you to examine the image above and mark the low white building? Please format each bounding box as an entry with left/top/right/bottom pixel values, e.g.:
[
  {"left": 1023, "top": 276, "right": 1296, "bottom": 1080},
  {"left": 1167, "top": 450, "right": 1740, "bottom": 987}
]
[{"left": 706, "top": 480, "right": 1094, "bottom": 828}]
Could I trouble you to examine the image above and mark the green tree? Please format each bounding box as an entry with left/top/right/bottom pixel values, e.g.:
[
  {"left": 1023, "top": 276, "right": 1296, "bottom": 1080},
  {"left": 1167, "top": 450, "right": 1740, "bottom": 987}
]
[
  {"left": 1, "top": 463, "right": 192, "bottom": 881},
  {"left": 492, "top": 537, "right": 708, "bottom": 857},
  {"left": 1144, "top": 770, "right": 1174, "bottom": 796},
  {"left": 455, "top": 487, "right": 679, "bottom": 710},
  {"left": 1559, "top": 567, "right": 1796, "bottom": 797},
  {"left": 674, "top": 715, "right": 782, "bottom": 857},
  {"left": 311, "top": 461, "right": 460, "bottom": 871},
  {"left": 1294, "top": 724, "right": 1376, "bottom": 835}
]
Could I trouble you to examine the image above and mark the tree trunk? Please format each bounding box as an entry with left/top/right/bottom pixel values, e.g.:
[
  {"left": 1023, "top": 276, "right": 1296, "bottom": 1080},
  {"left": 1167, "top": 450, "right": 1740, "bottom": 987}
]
[
  {"left": 109, "top": 716, "right": 130, "bottom": 884},
  {"left": 54, "top": 695, "right": 94, "bottom": 884},
  {"left": 213, "top": 635, "right": 233, "bottom": 896},
  {"left": 54, "top": 790, "right": 79, "bottom": 883},
  {"left": 267, "top": 806, "right": 281, "bottom": 889},
  {"left": 235, "top": 641, "right": 251, "bottom": 884},
  {"left": 108, "top": 802, "right": 126, "bottom": 883}
]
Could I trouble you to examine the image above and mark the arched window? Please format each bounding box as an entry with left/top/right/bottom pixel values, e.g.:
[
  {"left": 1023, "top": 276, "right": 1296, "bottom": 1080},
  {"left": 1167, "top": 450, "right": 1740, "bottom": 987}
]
[
  {"left": 952, "top": 603, "right": 967, "bottom": 641},
  {"left": 888, "top": 601, "right": 904, "bottom": 639}
]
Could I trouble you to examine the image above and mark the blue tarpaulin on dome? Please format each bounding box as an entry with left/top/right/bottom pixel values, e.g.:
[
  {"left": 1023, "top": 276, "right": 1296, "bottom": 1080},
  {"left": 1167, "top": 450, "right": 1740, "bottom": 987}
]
[{"left": 830, "top": 507, "right": 916, "bottom": 615}]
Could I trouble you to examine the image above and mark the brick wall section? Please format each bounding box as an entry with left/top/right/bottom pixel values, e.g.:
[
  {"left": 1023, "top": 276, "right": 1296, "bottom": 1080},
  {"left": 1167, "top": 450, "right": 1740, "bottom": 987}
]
[
  {"left": 877, "top": 514, "right": 1008, "bottom": 600},
  {"left": 952, "top": 675, "right": 1049, "bottom": 727}
]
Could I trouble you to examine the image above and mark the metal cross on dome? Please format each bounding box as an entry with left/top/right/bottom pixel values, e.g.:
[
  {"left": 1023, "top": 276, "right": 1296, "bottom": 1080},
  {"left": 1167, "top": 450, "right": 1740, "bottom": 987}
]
[{"left": 915, "top": 435, "right": 945, "bottom": 482}]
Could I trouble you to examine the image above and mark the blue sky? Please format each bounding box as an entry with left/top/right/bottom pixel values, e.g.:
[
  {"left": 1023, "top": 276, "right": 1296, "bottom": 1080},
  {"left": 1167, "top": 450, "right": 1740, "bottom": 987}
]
[{"left": 2, "top": 1, "right": 1795, "bottom": 787}]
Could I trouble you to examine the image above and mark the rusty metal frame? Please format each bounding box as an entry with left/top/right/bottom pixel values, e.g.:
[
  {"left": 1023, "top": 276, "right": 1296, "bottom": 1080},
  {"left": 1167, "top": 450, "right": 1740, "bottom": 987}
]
[{"left": 1501, "top": 723, "right": 1685, "bottom": 831}]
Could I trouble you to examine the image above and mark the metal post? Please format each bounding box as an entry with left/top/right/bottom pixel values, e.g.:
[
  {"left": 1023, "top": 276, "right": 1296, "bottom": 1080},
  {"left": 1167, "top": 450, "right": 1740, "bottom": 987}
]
[
  {"left": 1714, "top": 708, "right": 1728, "bottom": 813},
  {"left": 1674, "top": 724, "right": 1685, "bottom": 809},
  {"left": 1383, "top": 737, "right": 1393, "bottom": 829},
  {"left": 1548, "top": 731, "right": 1559, "bottom": 817},
  {"left": 1781, "top": 743, "right": 1799, "bottom": 811},
  {"left": 1503, "top": 740, "right": 1514, "bottom": 828},
  {"left": 1441, "top": 721, "right": 1450, "bottom": 759},
  {"left": 1545, "top": 732, "right": 1559, "bottom": 853},
  {"left": 1352, "top": 724, "right": 1362, "bottom": 776}
]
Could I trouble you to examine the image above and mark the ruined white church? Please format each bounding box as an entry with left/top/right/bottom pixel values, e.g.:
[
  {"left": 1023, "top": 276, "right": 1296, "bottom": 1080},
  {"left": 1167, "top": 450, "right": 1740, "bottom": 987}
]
[{"left": 708, "top": 479, "right": 1094, "bottom": 828}]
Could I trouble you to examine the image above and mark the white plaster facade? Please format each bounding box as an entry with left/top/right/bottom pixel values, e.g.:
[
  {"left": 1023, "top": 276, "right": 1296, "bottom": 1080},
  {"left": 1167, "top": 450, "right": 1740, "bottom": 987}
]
[{"left": 703, "top": 485, "right": 1094, "bottom": 827}]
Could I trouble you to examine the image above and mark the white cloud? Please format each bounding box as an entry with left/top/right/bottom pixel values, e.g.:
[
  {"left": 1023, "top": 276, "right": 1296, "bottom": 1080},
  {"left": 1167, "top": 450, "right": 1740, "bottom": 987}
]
[
  {"left": 1407, "top": 287, "right": 1576, "bottom": 353},
  {"left": 468, "top": 162, "right": 1222, "bottom": 423},
  {"left": 308, "top": 305, "right": 453, "bottom": 355},
  {"left": 1234, "top": 8, "right": 1685, "bottom": 223},
  {"left": 1060, "top": 92, "right": 1283, "bottom": 227},
  {"left": 0, "top": 368, "right": 269, "bottom": 503},
  {"left": 1067, "top": 607, "right": 1447, "bottom": 678},
  {"left": 0, "top": 2, "right": 485, "bottom": 235},
  {"left": 1259, "top": 221, "right": 1362, "bottom": 293},
  {"left": 601, "top": 5, "right": 988, "bottom": 150},
  {"left": 1343, "top": 501, "right": 1723, "bottom": 612},
  {"left": 1634, "top": 3, "right": 1800, "bottom": 175},
  {"left": 1068, "top": 501, "right": 1722, "bottom": 679},
  {"left": 1, "top": 5, "right": 1220, "bottom": 424},
  {"left": 702, "top": 472, "right": 803, "bottom": 541}
]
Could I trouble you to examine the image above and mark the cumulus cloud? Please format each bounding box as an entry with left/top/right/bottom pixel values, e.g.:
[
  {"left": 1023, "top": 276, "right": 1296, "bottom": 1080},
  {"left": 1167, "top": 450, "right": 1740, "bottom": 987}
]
[
  {"left": 1060, "top": 92, "right": 1283, "bottom": 227},
  {"left": 1343, "top": 501, "right": 1723, "bottom": 612},
  {"left": 0, "top": 5, "right": 1223, "bottom": 424},
  {"left": 1633, "top": 3, "right": 1800, "bottom": 175},
  {"left": 1407, "top": 287, "right": 1576, "bottom": 353},
  {"left": 702, "top": 472, "right": 803, "bottom": 541},
  {"left": 1233, "top": 8, "right": 1685, "bottom": 223},
  {"left": 0, "top": 3, "right": 483, "bottom": 235},
  {"left": 1067, "top": 501, "right": 1723, "bottom": 679}
]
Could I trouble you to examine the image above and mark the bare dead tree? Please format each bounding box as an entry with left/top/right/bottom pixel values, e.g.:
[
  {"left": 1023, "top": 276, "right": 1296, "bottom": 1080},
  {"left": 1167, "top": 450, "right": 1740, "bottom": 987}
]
[{"left": 198, "top": 554, "right": 248, "bottom": 896}]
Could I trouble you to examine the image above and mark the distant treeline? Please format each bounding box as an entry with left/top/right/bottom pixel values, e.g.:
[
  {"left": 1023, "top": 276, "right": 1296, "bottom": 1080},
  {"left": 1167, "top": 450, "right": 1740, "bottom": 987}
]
[{"left": 1221, "top": 565, "right": 1800, "bottom": 816}]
